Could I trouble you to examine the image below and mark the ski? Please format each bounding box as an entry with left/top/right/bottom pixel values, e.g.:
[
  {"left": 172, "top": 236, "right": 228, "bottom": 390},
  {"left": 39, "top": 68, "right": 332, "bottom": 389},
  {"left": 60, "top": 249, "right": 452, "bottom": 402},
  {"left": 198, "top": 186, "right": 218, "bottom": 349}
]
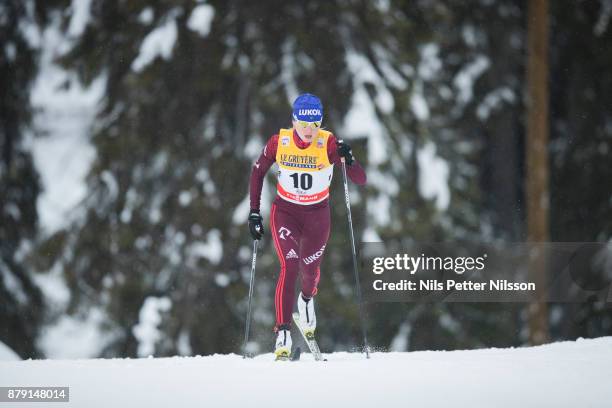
[{"left": 292, "top": 312, "right": 324, "bottom": 361}]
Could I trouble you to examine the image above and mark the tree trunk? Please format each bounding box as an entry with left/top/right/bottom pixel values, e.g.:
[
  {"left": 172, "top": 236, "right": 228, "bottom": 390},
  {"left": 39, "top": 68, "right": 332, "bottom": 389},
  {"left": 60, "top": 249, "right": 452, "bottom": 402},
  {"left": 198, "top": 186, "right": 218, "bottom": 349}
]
[{"left": 525, "top": 0, "right": 550, "bottom": 345}]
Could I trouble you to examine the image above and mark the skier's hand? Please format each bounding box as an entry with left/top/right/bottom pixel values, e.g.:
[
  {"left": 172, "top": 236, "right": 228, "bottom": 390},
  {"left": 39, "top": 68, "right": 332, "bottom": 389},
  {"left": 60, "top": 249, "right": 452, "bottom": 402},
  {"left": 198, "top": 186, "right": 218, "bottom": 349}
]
[
  {"left": 336, "top": 140, "right": 354, "bottom": 165},
  {"left": 248, "top": 210, "right": 264, "bottom": 240}
]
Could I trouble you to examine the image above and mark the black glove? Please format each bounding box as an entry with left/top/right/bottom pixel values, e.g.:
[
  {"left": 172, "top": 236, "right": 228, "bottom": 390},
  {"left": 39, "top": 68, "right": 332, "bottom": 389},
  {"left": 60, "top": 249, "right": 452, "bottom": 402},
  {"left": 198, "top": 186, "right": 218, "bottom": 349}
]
[
  {"left": 248, "top": 210, "right": 264, "bottom": 240},
  {"left": 336, "top": 139, "right": 354, "bottom": 165}
]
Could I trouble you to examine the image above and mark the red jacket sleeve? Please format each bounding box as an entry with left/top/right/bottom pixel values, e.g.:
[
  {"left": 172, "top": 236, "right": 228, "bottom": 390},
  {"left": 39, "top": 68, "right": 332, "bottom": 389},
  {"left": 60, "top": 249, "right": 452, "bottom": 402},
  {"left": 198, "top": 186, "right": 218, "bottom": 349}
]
[
  {"left": 249, "top": 135, "right": 278, "bottom": 211},
  {"left": 328, "top": 134, "right": 367, "bottom": 185}
]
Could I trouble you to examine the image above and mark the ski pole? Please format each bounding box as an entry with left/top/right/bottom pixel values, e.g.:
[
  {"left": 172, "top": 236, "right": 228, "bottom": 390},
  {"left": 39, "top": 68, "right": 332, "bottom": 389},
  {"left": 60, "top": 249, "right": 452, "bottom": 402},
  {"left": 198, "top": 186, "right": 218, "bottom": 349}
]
[
  {"left": 242, "top": 239, "right": 259, "bottom": 358},
  {"left": 340, "top": 158, "right": 370, "bottom": 359}
]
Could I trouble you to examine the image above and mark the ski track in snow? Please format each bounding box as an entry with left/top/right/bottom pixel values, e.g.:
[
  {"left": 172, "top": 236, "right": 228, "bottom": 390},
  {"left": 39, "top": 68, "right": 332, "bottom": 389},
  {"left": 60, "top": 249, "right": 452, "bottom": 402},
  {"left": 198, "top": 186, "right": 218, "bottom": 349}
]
[{"left": 1, "top": 337, "right": 611, "bottom": 407}]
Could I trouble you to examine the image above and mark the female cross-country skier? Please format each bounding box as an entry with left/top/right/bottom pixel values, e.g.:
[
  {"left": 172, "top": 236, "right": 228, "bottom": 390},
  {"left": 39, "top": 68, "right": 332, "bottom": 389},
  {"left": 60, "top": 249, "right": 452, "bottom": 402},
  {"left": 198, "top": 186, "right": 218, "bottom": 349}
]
[{"left": 248, "top": 93, "right": 367, "bottom": 359}]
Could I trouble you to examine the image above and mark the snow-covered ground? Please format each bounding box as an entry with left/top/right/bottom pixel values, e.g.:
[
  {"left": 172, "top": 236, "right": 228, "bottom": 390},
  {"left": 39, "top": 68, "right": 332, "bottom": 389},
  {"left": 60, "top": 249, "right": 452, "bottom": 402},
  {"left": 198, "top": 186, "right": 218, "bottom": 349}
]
[
  {"left": 0, "top": 341, "right": 20, "bottom": 362},
  {"left": 1, "top": 337, "right": 611, "bottom": 407}
]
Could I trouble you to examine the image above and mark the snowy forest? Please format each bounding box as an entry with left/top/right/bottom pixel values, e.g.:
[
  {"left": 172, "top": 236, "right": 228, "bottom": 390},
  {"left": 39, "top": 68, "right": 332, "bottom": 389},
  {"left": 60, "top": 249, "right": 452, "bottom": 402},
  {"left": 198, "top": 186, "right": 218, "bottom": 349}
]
[{"left": 1, "top": 0, "right": 612, "bottom": 360}]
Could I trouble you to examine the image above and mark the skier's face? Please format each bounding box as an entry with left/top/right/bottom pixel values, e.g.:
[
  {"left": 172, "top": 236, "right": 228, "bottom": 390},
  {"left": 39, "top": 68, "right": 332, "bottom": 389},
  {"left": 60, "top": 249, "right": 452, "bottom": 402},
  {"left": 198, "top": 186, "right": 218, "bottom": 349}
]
[{"left": 293, "top": 120, "right": 320, "bottom": 143}]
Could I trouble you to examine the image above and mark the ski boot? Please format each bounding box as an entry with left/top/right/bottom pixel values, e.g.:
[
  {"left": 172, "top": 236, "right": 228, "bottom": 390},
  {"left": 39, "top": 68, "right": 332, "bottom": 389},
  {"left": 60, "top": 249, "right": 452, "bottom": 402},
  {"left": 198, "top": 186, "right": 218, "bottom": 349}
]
[
  {"left": 297, "top": 292, "right": 316, "bottom": 340},
  {"left": 274, "top": 324, "right": 292, "bottom": 361}
]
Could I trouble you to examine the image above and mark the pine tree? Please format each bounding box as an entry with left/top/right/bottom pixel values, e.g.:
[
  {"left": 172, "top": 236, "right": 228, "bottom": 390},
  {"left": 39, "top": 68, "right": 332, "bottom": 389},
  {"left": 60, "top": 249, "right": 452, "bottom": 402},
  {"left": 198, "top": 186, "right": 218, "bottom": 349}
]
[{"left": 0, "top": 0, "right": 51, "bottom": 358}]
